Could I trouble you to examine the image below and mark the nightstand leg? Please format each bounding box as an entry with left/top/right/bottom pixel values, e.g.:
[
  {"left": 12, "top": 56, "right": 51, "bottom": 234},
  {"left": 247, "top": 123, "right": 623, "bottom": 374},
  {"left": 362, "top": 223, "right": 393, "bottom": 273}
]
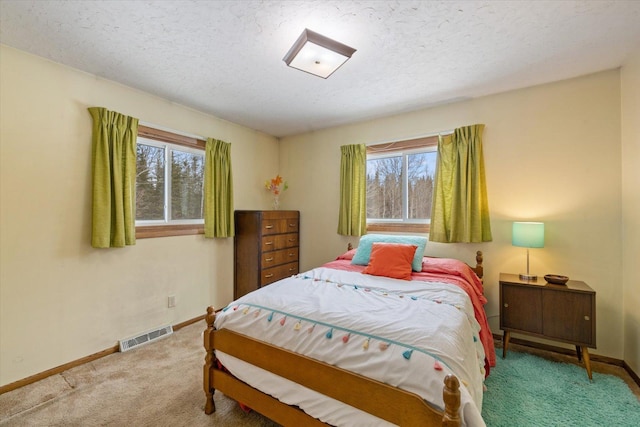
[
  {"left": 502, "top": 331, "right": 510, "bottom": 358},
  {"left": 582, "top": 347, "right": 593, "bottom": 380}
]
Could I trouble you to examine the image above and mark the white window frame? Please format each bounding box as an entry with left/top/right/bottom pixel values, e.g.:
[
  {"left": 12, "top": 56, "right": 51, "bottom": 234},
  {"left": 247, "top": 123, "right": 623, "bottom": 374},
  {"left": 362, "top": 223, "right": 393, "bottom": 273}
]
[
  {"left": 135, "top": 136, "right": 205, "bottom": 227},
  {"left": 366, "top": 145, "right": 437, "bottom": 226},
  {"left": 365, "top": 133, "right": 444, "bottom": 233}
]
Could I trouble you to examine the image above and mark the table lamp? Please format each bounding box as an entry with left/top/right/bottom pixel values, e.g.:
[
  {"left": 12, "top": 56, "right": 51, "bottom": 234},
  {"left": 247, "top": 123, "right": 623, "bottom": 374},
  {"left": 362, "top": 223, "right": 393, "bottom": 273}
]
[{"left": 512, "top": 222, "right": 544, "bottom": 280}]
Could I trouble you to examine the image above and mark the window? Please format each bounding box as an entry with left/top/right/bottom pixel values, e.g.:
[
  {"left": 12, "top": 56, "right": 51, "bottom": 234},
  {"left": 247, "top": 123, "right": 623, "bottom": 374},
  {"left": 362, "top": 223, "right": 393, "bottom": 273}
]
[
  {"left": 366, "top": 136, "right": 438, "bottom": 233},
  {"left": 135, "top": 125, "right": 206, "bottom": 238}
]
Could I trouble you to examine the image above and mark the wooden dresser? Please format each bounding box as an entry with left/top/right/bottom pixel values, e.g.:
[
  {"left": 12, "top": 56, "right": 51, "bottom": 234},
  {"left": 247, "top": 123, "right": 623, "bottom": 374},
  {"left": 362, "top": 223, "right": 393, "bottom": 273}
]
[{"left": 234, "top": 210, "right": 300, "bottom": 299}]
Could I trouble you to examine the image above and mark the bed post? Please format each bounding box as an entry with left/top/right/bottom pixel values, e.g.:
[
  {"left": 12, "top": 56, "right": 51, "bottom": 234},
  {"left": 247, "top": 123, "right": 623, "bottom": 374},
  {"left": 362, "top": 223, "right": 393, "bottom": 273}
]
[
  {"left": 475, "top": 250, "right": 484, "bottom": 280},
  {"left": 442, "top": 374, "right": 461, "bottom": 427},
  {"left": 203, "top": 306, "right": 216, "bottom": 414}
]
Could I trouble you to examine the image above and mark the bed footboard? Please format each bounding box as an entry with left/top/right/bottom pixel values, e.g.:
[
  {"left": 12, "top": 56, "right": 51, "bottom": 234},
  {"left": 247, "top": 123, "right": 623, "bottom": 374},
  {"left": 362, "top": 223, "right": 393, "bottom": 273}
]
[{"left": 203, "top": 306, "right": 461, "bottom": 427}]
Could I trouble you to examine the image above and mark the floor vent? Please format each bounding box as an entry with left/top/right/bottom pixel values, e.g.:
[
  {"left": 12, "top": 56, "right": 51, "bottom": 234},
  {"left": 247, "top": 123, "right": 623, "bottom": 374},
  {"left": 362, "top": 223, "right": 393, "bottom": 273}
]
[{"left": 119, "top": 325, "right": 173, "bottom": 352}]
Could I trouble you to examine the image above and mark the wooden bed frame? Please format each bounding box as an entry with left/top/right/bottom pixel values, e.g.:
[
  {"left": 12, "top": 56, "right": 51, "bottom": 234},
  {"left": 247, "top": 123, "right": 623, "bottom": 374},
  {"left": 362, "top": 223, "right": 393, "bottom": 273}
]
[{"left": 203, "top": 250, "right": 484, "bottom": 426}]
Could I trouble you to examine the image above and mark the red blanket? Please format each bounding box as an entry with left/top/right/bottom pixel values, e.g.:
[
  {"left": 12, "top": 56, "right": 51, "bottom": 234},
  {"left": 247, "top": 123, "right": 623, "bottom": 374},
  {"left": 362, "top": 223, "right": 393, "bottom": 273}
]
[{"left": 324, "top": 252, "right": 496, "bottom": 375}]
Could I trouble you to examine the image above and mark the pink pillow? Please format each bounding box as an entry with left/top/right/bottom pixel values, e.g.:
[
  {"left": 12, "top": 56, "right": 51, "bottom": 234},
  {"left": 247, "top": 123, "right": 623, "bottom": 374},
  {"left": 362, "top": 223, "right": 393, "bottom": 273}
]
[
  {"left": 336, "top": 248, "right": 357, "bottom": 260},
  {"left": 362, "top": 243, "right": 418, "bottom": 280}
]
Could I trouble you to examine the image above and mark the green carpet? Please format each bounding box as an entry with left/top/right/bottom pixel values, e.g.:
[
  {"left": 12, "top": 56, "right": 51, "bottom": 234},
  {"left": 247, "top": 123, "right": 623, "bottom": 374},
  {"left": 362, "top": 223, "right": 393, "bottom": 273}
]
[{"left": 482, "top": 350, "right": 640, "bottom": 426}]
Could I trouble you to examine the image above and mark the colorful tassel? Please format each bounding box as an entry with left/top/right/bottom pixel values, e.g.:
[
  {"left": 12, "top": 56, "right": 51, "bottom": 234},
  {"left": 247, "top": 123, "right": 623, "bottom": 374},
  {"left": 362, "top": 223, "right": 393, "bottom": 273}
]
[
  {"left": 233, "top": 305, "right": 239, "bottom": 311},
  {"left": 242, "top": 307, "right": 249, "bottom": 315},
  {"left": 379, "top": 342, "right": 389, "bottom": 351},
  {"left": 254, "top": 309, "right": 261, "bottom": 318},
  {"left": 267, "top": 312, "right": 274, "bottom": 322},
  {"left": 280, "top": 317, "right": 287, "bottom": 326},
  {"left": 326, "top": 328, "right": 333, "bottom": 339},
  {"left": 411, "top": 296, "right": 418, "bottom": 300},
  {"left": 363, "top": 338, "right": 370, "bottom": 350},
  {"left": 294, "top": 321, "right": 301, "bottom": 331},
  {"left": 403, "top": 349, "right": 413, "bottom": 360},
  {"left": 342, "top": 333, "right": 351, "bottom": 344},
  {"left": 307, "top": 324, "right": 315, "bottom": 334},
  {"left": 434, "top": 361, "right": 443, "bottom": 371}
]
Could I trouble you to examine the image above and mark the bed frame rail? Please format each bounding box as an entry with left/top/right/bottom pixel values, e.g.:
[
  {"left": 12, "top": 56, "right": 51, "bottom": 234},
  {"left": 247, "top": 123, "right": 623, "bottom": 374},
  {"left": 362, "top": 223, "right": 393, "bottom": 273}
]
[{"left": 204, "top": 307, "right": 461, "bottom": 426}]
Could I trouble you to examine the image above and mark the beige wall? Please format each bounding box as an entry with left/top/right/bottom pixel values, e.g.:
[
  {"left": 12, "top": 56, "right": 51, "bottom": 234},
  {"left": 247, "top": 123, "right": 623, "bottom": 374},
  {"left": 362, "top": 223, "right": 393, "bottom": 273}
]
[
  {"left": 0, "top": 45, "right": 280, "bottom": 386},
  {"left": 281, "top": 70, "right": 624, "bottom": 360},
  {"left": 621, "top": 50, "right": 640, "bottom": 374}
]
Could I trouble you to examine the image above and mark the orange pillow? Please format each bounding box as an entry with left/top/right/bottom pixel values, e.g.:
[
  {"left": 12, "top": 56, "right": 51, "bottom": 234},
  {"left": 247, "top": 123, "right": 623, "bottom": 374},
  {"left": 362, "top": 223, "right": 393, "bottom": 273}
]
[{"left": 362, "top": 243, "right": 418, "bottom": 280}]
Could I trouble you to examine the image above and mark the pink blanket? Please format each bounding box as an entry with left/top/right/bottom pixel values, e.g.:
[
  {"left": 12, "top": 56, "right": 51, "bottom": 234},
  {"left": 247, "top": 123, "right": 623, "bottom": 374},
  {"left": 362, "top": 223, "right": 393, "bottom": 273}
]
[{"left": 324, "top": 252, "right": 496, "bottom": 375}]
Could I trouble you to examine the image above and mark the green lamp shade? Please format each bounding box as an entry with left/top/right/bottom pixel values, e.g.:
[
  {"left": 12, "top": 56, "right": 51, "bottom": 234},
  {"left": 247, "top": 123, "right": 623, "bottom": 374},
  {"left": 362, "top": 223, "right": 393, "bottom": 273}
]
[{"left": 512, "top": 222, "right": 544, "bottom": 248}]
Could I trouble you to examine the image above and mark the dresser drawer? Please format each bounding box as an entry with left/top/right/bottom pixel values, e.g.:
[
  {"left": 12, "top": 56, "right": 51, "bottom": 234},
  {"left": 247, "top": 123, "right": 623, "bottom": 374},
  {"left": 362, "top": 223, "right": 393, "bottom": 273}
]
[
  {"left": 261, "top": 248, "right": 299, "bottom": 269},
  {"left": 261, "top": 233, "right": 298, "bottom": 251},
  {"left": 261, "top": 218, "right": 299, "bottom": 235},
  {"left": 261, "top": 262, "right": 299, "bottom": 286}
]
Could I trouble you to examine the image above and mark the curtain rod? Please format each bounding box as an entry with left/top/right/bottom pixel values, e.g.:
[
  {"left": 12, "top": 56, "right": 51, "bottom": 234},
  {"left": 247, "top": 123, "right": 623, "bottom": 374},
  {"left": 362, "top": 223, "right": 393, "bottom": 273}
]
[
  {"left": 366, "top": 129, "right": 454, "bottom": 146},
  {"left": 139, "top": 120, "right": 206, "bottom": 141}
]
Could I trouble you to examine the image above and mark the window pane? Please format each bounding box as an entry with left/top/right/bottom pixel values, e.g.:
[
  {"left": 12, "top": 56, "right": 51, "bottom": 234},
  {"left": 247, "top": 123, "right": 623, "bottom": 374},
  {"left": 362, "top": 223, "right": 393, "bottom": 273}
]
[
  {"left": 366, "top": 156, "right": 403, "bottom": 219},
  {"left": 136, "top": 144, "right": 165, "bottom": 220},
  {"left": 407, "top": 151, "right": 436, "bottom": 219},
  {"left": 171, "top": 150, "right": 204, "bottom": 220}
]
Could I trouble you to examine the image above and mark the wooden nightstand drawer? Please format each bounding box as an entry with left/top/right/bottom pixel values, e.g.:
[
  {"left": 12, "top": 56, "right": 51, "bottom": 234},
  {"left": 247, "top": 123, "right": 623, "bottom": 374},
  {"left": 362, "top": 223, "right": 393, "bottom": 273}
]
[
  {"left": 542, "top": 289, "right": 595, "bottom": 346},
  {"left": 501, "top": 284, "right": 543, "bottom": 334}
]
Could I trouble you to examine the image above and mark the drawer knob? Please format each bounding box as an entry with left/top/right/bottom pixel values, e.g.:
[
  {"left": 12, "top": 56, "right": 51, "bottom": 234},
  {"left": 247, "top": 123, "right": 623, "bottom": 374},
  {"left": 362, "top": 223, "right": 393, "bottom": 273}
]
[
  {"left": 265, "top": 273, "right": 274, "bottom": 278},
  {"left": 289, "top": 223, "right": 295, "bottom": 227},
  {"left": 288, "top": 253, "right": 294, "bottom": 257},
  {"left": 289, "top": 267, "right": 294, "bottom": 271},
  {"left": 265, "top": 241, "right": 273, "bottom": 246},
  {"left": 288, "top": 238, "right": 295, "bottom": 242},
  {"left": 265, "top": 257, "right": 274, "bottom": 262},
  {"left": 584, "top": 315, "right": 590, "bottom": 321},
  {"left": 504, "top": 303, "right": 509, "bottom": 308}
]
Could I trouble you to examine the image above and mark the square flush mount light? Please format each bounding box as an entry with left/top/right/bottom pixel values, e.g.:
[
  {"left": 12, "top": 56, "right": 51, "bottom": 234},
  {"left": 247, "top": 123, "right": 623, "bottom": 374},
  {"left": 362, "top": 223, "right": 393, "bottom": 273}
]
[{"left": 283, "top": 28, "right": 356, "bottom": 79}]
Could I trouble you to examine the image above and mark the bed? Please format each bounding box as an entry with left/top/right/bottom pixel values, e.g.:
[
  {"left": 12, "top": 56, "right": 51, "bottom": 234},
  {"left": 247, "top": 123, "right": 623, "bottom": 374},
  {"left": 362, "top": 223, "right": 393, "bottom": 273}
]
[{"left": 204, "top": 239, "right": 494, "bottom": 427}]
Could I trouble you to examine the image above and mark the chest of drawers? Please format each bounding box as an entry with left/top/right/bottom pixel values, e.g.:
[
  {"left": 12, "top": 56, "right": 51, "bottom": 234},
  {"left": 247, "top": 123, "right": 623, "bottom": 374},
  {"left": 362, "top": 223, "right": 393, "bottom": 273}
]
[{"left": 234, "top": 210, "right": 300, "bottom": 299}]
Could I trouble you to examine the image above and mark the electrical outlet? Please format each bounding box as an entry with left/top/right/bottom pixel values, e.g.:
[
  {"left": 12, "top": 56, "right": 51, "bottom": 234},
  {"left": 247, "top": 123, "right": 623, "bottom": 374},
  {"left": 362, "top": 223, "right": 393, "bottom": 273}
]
[{"left": 168, "top": 295, "right": 176, "bottom": 308}]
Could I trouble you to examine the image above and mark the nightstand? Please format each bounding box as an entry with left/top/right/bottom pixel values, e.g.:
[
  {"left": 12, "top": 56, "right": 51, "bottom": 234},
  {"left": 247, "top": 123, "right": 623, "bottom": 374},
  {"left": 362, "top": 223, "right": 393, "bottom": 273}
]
[{"left": 499, "top": 273, "right": 596, "bottom": 379}]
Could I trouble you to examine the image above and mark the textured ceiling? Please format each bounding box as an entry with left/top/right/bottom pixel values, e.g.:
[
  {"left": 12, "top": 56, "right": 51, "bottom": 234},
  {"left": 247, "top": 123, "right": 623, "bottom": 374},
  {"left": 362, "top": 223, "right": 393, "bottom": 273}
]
[{"left": 1, "top": 0, "right": 639, "bottom": 137}]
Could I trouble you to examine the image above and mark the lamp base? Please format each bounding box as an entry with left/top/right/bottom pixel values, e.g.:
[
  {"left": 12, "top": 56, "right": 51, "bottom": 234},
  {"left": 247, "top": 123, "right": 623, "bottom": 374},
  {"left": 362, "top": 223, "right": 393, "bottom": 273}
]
[{"left": 519, "top": 273, "right": 538, "bottom": 281}]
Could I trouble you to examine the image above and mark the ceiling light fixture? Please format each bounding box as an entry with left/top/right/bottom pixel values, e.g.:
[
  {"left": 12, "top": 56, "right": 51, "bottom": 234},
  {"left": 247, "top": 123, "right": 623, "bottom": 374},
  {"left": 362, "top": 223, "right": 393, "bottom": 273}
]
[{"left": 283, "top": 29, "right": 356, "bottom": 79}]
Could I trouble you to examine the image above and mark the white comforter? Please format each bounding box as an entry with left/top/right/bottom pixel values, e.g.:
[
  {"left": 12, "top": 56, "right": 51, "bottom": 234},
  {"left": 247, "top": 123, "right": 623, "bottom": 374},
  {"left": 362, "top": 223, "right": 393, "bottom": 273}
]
[{"left": 215, "top": 267, "right": 486, "bottom": 427}]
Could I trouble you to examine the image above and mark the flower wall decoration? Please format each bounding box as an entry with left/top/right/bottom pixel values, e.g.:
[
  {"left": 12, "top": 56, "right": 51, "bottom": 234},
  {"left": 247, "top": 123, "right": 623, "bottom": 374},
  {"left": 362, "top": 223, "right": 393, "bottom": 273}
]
[{"left": 265, "top": 174, "right": 288, "bottom": 209}]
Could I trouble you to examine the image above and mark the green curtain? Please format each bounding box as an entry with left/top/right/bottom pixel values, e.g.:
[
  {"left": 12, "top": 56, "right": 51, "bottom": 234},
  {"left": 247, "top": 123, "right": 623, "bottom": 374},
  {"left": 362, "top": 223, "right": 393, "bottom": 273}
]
[
  {"left": 88, "top": 107, "right": 138, "bottom": 248},
  {"left": 337, "top": 144, "right": 367, "bottom": 236},
  {"left": 204, "top": 138, "right": 234, "bottom": 238},
  {"left": 429, "top": 124, "right": 493, "bottom": 243}
]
